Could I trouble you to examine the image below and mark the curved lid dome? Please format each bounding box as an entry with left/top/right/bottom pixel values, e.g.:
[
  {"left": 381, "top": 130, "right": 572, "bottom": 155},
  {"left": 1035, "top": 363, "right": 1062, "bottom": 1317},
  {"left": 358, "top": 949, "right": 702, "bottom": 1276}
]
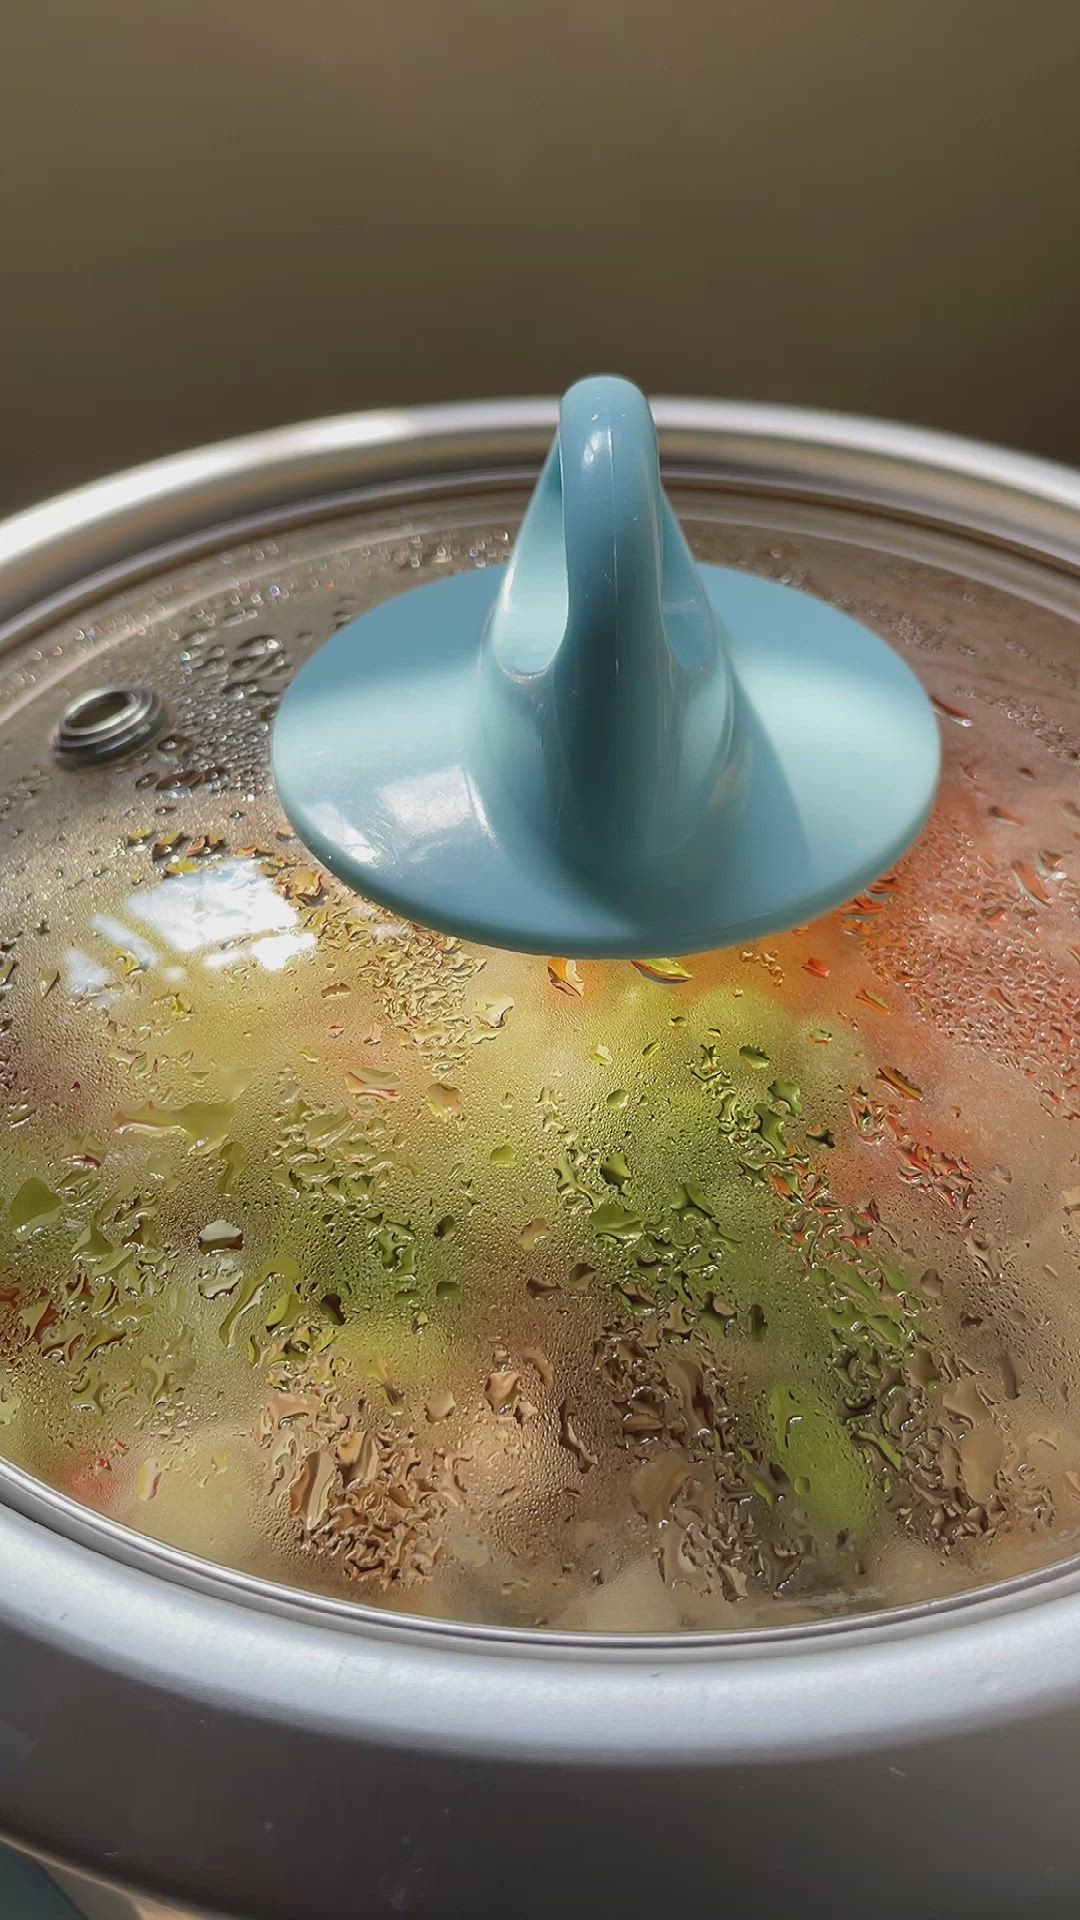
[{"left": 0, "top": 407, "right": 1077, "bottom": 1634}]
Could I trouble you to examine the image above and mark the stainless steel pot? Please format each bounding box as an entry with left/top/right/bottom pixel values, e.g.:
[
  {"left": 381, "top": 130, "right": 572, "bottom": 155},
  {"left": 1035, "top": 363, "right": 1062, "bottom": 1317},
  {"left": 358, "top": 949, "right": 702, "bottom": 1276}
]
[{"left": 1, "top": 398, "right": 1079, "bottom": 1920}]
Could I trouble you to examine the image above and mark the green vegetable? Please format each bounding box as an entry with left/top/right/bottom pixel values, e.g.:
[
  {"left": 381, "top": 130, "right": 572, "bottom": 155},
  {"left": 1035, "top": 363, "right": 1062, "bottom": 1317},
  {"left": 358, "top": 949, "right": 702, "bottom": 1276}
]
[{"left": 769, "top": 1384, "right": 872, "bottom": 1535}]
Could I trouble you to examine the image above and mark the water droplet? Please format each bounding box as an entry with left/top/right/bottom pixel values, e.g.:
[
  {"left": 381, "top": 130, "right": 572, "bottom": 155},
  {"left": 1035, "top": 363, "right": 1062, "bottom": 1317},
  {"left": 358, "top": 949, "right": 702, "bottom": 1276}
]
[
  {"left": 876, "top": 1065, "right": 923, "bottom": 1102},
  {"left": 9, "top": 1177, "right": 62, "bottom": 1234},
  {"left": 600, "top": 1152, "right": 631, "bottom": 1188},
  {"left": 592, "top": 1200, "right": 643, "bottom": 1241},
  {"left": 547, "top": 957, "right": 584, "bottom": 997},
  {"left": 632, "top": 958, "right": 691, "bottom": 983},
  {"left": 198, "top": 1219, "right": 244, "bottom": 1251},
  {"left": 739, "top": 1045, "right": 770, "bottom": 1069}
]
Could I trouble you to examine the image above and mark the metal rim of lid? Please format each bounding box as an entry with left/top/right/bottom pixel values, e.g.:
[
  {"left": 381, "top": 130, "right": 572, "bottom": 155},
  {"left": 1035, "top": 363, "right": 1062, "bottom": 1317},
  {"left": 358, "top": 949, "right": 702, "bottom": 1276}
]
[
  {"left": 5, "top": 398, "right": 1080, "bottom": 655},
  {"left": 2, "top": 401, "right": 1080, "bottom": 1909}
]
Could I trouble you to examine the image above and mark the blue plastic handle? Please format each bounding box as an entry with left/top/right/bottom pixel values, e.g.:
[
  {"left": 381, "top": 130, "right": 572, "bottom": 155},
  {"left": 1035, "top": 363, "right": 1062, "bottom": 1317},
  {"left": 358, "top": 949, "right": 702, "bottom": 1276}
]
[
  {"left": 272, "top": 376, "right": 940, "bottom": 956},
  {"left": 479, "top": 377, "right": 737, "bottom": 899}
]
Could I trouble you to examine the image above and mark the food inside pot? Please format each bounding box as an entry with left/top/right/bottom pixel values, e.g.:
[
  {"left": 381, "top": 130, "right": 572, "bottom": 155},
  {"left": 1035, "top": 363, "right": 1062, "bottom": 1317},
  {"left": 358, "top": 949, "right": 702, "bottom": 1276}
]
[{"left": 0, "top": 494, "right": 1077, "bottom": 1631}]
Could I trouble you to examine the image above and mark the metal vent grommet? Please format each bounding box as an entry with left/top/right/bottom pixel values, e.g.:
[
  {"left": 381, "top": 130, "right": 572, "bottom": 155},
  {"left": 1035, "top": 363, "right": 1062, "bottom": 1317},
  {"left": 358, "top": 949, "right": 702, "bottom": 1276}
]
[{"left": 52, "top": 685, "right": 165, "bottom": 768}]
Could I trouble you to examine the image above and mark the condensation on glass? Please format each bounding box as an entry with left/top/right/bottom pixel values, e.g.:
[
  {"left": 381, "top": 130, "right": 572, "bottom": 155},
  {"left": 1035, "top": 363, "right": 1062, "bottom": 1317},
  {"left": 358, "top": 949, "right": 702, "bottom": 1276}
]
[{"left": 0, "top": 480, "right": 1077, "bottom": 1633}]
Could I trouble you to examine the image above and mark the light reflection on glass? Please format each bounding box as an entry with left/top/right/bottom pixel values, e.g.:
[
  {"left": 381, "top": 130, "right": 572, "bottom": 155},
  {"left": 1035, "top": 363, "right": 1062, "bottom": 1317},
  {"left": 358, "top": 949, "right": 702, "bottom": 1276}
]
[
  {"left": 62, "top": 949, "right": 117, "bottom": 1001},
  {"left": 91, "top": 916, "right": 160, "bottom": 969},
  {"left": 124, "top": 861, "right": 297, "bottom": 955}
]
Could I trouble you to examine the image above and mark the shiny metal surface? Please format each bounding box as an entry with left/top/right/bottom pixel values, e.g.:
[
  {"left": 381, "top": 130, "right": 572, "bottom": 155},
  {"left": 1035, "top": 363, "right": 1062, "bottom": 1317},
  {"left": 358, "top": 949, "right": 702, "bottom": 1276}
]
[
  {"left": 5, "top": 397, "right": 1080, "bottom": 651},
  {"left": 2, "top": 398, "right": 1080, "bottom": 1918}
]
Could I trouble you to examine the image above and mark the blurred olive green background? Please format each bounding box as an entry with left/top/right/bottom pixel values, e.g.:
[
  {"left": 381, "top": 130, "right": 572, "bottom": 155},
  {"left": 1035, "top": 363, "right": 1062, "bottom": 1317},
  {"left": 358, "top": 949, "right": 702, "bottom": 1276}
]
[{"left": 3, "top": 0, "right": 1080, "bottom": 515}]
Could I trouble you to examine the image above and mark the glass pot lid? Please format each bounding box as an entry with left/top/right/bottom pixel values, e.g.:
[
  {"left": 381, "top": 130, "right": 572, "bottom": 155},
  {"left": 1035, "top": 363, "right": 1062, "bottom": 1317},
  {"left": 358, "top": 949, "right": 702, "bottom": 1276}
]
[{"left": 0, "top": 430, "right": 1077, "bottom": 1636}]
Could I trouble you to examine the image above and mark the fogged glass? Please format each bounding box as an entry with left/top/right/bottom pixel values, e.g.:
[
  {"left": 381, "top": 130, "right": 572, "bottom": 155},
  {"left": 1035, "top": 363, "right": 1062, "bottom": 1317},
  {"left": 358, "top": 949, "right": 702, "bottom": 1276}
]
[{"left": 0, "top": 483, "right": 1077, "bottom": 1631}]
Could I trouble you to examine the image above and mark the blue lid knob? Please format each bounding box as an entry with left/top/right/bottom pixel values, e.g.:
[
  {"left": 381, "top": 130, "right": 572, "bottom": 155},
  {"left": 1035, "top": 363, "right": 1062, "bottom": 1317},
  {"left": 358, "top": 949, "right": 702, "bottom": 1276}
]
[{"left": 272, "top": 377, "right": 940, "bottom": 957}]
